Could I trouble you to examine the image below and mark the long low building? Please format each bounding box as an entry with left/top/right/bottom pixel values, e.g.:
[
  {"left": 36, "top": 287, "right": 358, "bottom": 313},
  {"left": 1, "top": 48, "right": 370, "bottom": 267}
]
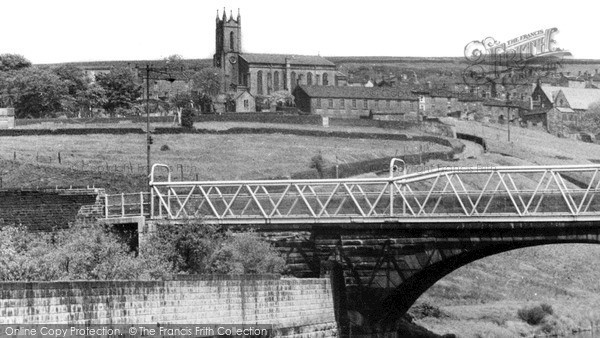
[{"left": 293, "top": 85, "right": 418, "bottom": 119}]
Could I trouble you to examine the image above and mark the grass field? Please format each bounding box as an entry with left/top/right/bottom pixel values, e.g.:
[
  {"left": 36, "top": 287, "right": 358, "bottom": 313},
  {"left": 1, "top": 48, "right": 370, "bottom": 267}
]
[{"left": 0, "top": 129, "right": 447, "bottom": 192}]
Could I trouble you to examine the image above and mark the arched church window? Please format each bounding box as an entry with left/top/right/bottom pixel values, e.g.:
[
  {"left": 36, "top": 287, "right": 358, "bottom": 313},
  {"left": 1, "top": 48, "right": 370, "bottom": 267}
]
[
  {"left": 230, "top": 32, "right": 235, "bottom": 50},
  {"left": 274, "top": 71, "right": 280, "bottom": 91},
  {"left": 323, "top": 73, "right": 329, "bottom": 86},
  {"left": 267, "top": 72, "right": 273, "bottom": 94},
  {"left": 307, "top": 72, "right": 313, "bottom": 85},
  {"left": 283, "top": 72, "right": 288, "bottom": 90},
  {"left": 257, "top": 71, "right": 263, "bottom": 95},
  {"left": 316, "top": 74, "right": 321, "bottom": 86},
  {"left": 291, "top": 72, "right": 297, "bottom": 87}
]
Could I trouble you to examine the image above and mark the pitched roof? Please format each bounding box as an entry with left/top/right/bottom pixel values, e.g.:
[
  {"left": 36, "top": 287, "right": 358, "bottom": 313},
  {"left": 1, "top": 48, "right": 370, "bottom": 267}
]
[
  {"left": 295, "top": 85, "right": 417, "bottom": 100},
  {"left": 557, "top": 88, "right": 600, "bottom": 110},
  {"left": 240, "top": 53, "right": 335, "bottom": 67},
  {"left": 540, "top": 85, "right": 564, "bottom": 102}
]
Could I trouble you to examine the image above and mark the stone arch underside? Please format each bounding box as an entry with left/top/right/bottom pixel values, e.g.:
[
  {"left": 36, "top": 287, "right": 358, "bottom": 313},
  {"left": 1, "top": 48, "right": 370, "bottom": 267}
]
[{"left": 267, "top": 222, "right": 600, "bottom": 333}]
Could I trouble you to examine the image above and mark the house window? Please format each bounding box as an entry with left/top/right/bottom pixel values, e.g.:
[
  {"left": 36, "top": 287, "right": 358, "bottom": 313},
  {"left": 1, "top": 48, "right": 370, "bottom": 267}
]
[
  {"left": 363, "top": 100, "right": 368, "bottom": 109},
  {"left": 323, "top": 73, "right": 329, "bottom": 86},
  {"left": 328, "top": 99, "right": 333, "bottom": 108},
  {"left": 341, "top": 99, "right": 345, "bottom": 108},
  {"left": 352, "top": 99, "right": 357, "bottom": 108},
  {"left": 244, "top": 99, "right": 249, "bottom": 108},
  {"left": 316, "top": 98, "right": 321, "bottom": 108}
]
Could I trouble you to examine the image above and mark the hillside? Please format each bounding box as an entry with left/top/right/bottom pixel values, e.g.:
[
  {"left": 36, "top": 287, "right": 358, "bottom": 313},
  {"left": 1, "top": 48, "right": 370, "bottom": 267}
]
[{"left": 408, "top": 118, "right": 600, "bottom": 337}]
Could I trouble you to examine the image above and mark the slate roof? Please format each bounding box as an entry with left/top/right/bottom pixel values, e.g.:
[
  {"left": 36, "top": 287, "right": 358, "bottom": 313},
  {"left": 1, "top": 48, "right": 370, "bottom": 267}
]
[
  {"left": 240, "top": 53, "right": 335, "bottom": 67},
  {"left": 295, "top": 85, "right": 417, "bottom": 100},
  {"left": 557, "top": 88, "right": 600, "bottom": 110},
  {"left": 540, "top": 85, "right": 564, "bottom": 102}
]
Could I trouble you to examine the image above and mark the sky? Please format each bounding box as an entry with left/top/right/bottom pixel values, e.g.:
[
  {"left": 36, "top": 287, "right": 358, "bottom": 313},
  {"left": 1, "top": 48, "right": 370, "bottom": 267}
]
[{"left": 2, "top": 0, "right": 598, "bottom": 64}]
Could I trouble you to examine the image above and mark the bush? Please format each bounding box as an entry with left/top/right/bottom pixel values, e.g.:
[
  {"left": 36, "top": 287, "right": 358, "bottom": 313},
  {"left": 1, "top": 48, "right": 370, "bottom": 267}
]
[
  {"left": 181, "top": 107, "right": 194, "bottom": 128},
  {"left": 517, "top": 303, "right": 554, "bottom": 325},
  {"left": 160, "top": 144, "right": 170, "bottom": 151},
  {"left": 209, "top": 232, "right": 286, "bottom": 274},
  {"left": 0, "top": 223, "right": 144, "bottom": 281}
]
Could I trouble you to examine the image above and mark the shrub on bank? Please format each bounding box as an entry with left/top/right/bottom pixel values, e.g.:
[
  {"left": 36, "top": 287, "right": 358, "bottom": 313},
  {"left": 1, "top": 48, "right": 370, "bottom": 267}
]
[
  {"left": 0, "top": 221, "right": 286, "bottom": 281},
  {"left": 517, "top": 303, "right": 554, "bottom": 325}
]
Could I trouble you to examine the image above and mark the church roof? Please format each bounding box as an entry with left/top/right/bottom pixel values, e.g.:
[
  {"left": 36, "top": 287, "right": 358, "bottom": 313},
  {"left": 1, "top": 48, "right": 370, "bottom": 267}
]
[
  {"left": 295, "top": 85, "right": 417, "bottom": 100},
  {"left": 240, "top": 53, "right": 335, "bottom": 67}
]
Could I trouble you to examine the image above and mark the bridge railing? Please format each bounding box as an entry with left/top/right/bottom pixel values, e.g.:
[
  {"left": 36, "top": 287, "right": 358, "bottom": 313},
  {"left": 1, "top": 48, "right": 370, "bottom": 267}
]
[
  {"left": 103, "top": 192, "right": 151, "bottom": 218},
  {"left": 139, "top": 163, "right": 600, "bottom": 223}
]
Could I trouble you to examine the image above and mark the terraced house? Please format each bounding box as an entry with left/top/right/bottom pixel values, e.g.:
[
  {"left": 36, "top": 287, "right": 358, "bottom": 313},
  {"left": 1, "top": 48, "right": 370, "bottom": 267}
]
[{"left": 293, "top": 85, "right": 418, "bottom": 119}]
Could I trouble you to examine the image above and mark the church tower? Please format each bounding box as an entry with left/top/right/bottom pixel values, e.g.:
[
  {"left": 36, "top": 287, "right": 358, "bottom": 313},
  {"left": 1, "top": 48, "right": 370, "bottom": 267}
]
[{"left": 214, "top": 8, "right": 242, "bottom": 93}]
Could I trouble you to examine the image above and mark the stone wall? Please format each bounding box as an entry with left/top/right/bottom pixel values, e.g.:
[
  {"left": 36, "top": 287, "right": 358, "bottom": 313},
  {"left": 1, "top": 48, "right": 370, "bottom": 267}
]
[
  {"left": 0, "top": 188, "right": 103, "bottom": 230},
  {"left": 0, "top": 275, "right": 337, "bottom": 337}
]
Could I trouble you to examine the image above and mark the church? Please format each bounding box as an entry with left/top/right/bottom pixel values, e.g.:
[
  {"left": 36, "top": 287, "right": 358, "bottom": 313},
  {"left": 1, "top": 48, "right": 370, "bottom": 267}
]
[{"left": 213, "top": 9, "right": 345, "bottom": 112}]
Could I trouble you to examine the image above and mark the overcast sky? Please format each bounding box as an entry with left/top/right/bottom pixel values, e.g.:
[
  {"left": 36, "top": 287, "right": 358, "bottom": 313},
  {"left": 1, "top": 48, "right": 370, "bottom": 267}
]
[{"left": 2, "top": 0, "right": 597, "bottom": 64}]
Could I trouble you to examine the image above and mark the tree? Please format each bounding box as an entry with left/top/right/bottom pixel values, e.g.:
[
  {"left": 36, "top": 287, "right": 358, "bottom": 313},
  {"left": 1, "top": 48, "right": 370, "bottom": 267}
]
[
  {"left": 96, "top": 67, "right": 142, "bottom": 116},
  {"left": 3, "top": 67, "right": 68, "bottom": 118},
  {"left": 0, "top": 54, "right": 31, "bottom": 72},
  {"left": 580, "top": 101, "right": 600, "bottom": 134},
  {"left": 75, "top": 83, "right": 107, "bottom": 117},
  {"left": 190, "top": 67, "right": 222, "bottom": 113}
]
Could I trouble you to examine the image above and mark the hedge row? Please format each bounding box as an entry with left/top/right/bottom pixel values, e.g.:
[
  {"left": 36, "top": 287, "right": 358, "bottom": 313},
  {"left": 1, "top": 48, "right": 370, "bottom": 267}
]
[
  {"left": 0, "top": 128, "right": 145, "bottom": 136},
  {"left": 153, "top": 127, "right": 458, "bottom": 149},
  {"left": 456, "top": 133, "right": 487, "bottom": 151},
  {"left": 15, "top": 116, "right": 174, "bottom": 126}
]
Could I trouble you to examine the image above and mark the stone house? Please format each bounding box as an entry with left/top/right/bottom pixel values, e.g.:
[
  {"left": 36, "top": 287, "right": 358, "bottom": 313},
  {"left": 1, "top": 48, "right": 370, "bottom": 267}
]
[
  {"left": 234, "top": 90, "right": 255, "bottom": 113},
  {"left": 293, "top": 85, "right": 417, "bottom": 119},
  {"left": 545, "top": 88, "right": 600, "bottom": 137}
]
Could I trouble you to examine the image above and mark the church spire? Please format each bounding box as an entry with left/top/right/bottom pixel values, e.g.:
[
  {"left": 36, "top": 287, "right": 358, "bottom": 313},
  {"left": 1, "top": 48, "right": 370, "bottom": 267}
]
[
  {"left": 237, "top": 8, "right": 241, "bottom": 23},
  {"left": 230, "top": 9, "right": 233, "bottom": 21},
  {"left": 222, "top": 7, "right": 226, "bottom": 21},
  {"left": 216, "top": 9, "right": 219, "bottom": 21}
]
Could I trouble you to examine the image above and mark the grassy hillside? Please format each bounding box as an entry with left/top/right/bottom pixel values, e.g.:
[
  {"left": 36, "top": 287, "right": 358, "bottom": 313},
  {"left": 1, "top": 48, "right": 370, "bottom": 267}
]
[
  {"left": 0, "top": 123, "right": 446, "bottom": 192},
  {"left": 408, "top": 119, "right": 600, "bottom": 337}
]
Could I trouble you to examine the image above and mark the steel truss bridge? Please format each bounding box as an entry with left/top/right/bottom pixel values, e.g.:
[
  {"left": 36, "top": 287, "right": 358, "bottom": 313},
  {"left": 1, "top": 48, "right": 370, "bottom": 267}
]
[{"left": 103, "top": 162, "right": 600, "bottom": 224}]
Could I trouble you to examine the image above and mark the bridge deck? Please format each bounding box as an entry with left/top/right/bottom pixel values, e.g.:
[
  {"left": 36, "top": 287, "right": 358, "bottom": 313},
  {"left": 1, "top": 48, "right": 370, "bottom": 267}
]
[{"left": 102, "top": 163, "right": 600, "bottom": 224}]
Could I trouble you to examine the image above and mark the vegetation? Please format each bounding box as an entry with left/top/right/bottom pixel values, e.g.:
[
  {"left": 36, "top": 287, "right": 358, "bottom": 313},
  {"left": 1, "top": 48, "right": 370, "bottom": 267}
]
[
  {"left": 517, "top": 303, "right": 554, "bottom": 325},
  {"left": 0, "top": 221, "right": 285, "bottom": 281},
  {"left": 0, "top": 53, "right": 222, "bottom": 118}
]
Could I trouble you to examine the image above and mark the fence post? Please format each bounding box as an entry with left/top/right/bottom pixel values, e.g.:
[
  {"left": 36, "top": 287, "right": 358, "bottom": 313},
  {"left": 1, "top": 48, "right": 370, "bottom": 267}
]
[
  {"left": 121, "top": 193, "right": 125, "bottom": 217},
  {"left": 140, "top": 192, "right": 144, "bottom": 216},
  {"left": 104, "top": 194, "right": 109, "bottom": 218},
  {"left": 151, "top": 187, "right": 155, "bottom": 219}
]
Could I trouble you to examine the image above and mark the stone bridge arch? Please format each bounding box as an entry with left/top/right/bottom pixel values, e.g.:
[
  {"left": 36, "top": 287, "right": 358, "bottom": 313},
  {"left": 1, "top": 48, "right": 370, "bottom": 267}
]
[{"left": 267, "top": 221, "right": 600, "bottom": 334}]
